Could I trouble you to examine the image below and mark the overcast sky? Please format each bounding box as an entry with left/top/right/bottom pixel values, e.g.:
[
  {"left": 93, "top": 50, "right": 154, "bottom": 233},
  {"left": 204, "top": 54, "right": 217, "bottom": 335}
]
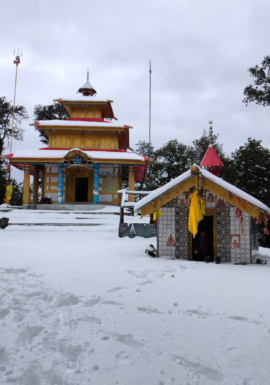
[{"left": 1, "top": 0, "right": 270, "bottom": 181}]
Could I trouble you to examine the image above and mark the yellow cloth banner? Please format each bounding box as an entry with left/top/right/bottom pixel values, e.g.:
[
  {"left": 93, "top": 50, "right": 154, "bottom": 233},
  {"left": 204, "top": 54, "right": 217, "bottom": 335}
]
[
  {"left": 153, "top": 209, "right": 163, "bottom": 220},
  {"left": 5, "top": 185, "right": 13, "bottom": 204},
  {"left": 188, "top": 189, "right": 205, "bottom": 238}
]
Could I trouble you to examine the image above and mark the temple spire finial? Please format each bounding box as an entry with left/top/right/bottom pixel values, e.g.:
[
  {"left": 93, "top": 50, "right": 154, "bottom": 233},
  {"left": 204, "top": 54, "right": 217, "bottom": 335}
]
[
  {"left": 209, "top": 120, "right": 213, "bottom": 146},
  {"left": 78, "top": 70, "right": 97, "bottom": 96}
]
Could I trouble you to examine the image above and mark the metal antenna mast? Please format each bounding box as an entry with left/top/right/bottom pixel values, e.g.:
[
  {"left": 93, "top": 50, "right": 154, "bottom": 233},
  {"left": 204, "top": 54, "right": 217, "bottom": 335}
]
[{"left": 148, "top": 60, "right": 152, "bottom": 190}]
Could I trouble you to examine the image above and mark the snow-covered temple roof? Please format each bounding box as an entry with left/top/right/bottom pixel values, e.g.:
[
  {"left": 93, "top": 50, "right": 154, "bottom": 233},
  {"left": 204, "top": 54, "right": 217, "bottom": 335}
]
[
  {"left": 134, "top": 165, "right": 270, "bottom": 216},
  {"left": 3, "top": 148, "right": 146, "bottom": 163},
  {"left": 54, "top": 95, "right": 113, "bottom": 103},
  {"left": 33, "top": 120, "right": 132, "bottom": 129}
]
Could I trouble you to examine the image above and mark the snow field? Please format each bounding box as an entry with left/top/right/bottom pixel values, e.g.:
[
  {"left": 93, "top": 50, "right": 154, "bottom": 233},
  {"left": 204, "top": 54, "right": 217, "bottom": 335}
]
[{"left": 0, "top": 209, "right": 270, "bottom": 385}]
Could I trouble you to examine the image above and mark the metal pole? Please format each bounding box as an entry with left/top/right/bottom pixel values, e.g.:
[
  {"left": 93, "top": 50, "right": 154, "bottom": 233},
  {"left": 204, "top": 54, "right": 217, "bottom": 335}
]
[
  {"left": 10, "top": 64, "right": 18, "bottom": 154},
  {"left": 8, "top": 50, "right": 21, "bottom": 184},
  {"left": 148, "top": 60, "right": 152, "bottom": 190}
]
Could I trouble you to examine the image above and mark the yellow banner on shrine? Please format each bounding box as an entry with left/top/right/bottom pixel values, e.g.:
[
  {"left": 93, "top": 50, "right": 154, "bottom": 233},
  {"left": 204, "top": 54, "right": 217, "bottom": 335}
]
[
  {"left": 188, "top": 189, "right": 205, "bottom": 238},
  {"left": 153, "top": 209, "right": 163, "bottom": 220},
  {"left": 5, "top": 185, "right": 13, "bottom": 204}
]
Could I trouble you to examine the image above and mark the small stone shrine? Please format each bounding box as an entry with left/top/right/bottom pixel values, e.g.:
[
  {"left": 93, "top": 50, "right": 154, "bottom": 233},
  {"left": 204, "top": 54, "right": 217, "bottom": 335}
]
[{"left": 135, "top": 144, "right": 269, "bottom": 263}]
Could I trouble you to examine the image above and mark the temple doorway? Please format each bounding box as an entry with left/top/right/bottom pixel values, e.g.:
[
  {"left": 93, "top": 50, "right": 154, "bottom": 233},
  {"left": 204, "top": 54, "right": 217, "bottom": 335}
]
[
  {"left": 191, "top": 216, "right": 214, "bottom": 261},
  {"left": 75, "top": 178, "right": 88, "bottom": 202}
]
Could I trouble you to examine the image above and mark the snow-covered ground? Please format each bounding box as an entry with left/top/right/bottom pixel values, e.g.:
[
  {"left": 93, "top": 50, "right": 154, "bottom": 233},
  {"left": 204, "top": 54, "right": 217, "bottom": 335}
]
[{"left": 0, "top": 208, "right": 270, "bottom": 385}]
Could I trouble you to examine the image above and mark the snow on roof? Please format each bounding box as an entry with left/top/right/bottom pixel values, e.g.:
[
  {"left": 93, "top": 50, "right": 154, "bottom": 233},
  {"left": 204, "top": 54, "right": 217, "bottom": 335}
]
[
  {"left": 79, "top": 80, "right": 95, "bottom": 90},
  {"left": 54, "top": 95, "right": 113, "bottom": 103},
  {"left": 134, "top": 166, "right": 270, "bottom": 214},
  {"left": 200, "top": 167, "right": 270, "bottom": 214},
  {"left": 5, "top": 148, "right": 146, "bottom": 162},
  {"left": 35, "top": 120, "right": 130, "bottom": 128},
  {"left": 134, "top": 169, "right": 192, "bottom": 212}
]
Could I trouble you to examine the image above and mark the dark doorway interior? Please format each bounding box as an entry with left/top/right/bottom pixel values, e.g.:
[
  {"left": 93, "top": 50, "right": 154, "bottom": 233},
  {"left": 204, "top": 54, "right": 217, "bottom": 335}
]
[
  {"left": 192, "top": 216, "right": 214, "bottom": 261},
  {"left": 75, "top": 178, "right": 88, "bottom": 202}
]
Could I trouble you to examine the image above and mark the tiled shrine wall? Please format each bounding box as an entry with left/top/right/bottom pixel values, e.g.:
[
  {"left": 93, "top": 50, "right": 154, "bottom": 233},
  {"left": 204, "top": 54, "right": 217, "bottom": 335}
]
[
  {"left": 216, "top": 206, "right": 231, "bottom": 262},
  {"left": 250, "top": 217, "right": 259, "bottom": 262},
  {"left": 157, "top": 189, "right": 258, "bottom": 263}
]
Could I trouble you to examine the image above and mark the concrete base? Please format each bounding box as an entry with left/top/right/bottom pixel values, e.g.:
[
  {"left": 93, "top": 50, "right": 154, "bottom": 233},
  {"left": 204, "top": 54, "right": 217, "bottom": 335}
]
[{"left": 23, "top": 204, "right": 108, "bottom": 211}]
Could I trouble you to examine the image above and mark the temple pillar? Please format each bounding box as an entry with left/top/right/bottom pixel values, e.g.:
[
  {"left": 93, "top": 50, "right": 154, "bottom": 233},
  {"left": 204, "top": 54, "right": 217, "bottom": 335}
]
[
  {"left": 57, "top": 164, "right": 64, "bottom": 204},
  {"left": 23, "top": 164, "right": 31, "bottom": 205},
  {"left": 128, "top": 166, "right": 135, "bottom": 202},
  {"left": 33, "top": 170, "right": 39, "bottom": 204},
  {"left": 40, "top": 171, "right": 44, "bottom": 199},
  {"left": 93, "top": 164, "right": 99, "bottom": 204}
]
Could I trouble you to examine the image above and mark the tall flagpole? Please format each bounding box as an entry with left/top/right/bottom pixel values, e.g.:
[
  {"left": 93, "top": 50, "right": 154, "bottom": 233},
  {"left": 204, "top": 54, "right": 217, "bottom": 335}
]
[
  {"left": 8, "top": 49, "right": 22, "bottom": 185},
  {"left": 148, "top": 60, "right": 152, "bottom": 190}
]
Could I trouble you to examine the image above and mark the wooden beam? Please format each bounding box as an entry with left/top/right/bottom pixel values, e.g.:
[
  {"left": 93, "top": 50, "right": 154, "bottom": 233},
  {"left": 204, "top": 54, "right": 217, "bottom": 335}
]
[
  {"left": 140, "top": 176, "right": 196, "bottom": 217},
  {"left": 202, "top": 177, "right": 260, "bottom": 218}
]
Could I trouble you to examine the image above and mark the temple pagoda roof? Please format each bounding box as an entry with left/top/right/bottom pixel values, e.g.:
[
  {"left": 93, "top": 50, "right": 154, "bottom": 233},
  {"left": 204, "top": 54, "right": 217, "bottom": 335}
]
[
  {"left": 32, "top": 120, "right": 132, "bottom": 130},
  {"left": 54, "top": 95, "right": 113, "bottom": 103},
  {"left": 3, "top": 148, "right": 147, "bottom": 164}
]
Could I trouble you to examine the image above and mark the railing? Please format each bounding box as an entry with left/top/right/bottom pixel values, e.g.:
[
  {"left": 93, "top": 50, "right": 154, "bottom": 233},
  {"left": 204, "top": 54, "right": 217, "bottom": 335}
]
[{"left": 117, "top": 189, "right": 156, "bottom": 239}]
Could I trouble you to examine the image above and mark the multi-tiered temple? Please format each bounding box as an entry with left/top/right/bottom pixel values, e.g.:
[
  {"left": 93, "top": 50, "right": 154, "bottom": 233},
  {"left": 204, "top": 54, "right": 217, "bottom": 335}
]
[{"left": 4, "top": 74, "right": 148, "bottom": 206}]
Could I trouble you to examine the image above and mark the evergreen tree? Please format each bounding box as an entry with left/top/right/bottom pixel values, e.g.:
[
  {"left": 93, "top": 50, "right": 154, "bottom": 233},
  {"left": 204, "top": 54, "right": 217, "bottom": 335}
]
[
  {"left": 9, "top": 179, "right": 23, "bottom": 206},
  {"left": 154, "top": 139, "right": 193, "bottom": 187},
  {"left": 0, "top": 96, "right": 28, "bottom": 203},
  {"left": 33, "top": 103, "right": 68, "bottom": 145},
  {"left": 0, "top": 96, "right": 28, "bottom": 156},
  {"left": 192, "top": 128, "right": 238, "bottom": 185},
  {"left": 243, "top": 56, "right": 270, "bottom": 107},
  {"left": 192, "top": 129, "right": 225, "bottom": 164},
  {"left": 232, "top": 138, "right": 270, "bottom": 247}
]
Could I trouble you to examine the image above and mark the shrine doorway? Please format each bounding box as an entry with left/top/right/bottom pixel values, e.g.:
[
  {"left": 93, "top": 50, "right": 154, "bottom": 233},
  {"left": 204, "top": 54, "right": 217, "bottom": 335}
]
[
  {"left": 189, "top": 209, "right": 217, "bottom": 261},
  {"left": 75, "top": 178, "right": 88, "bottom": 202}
]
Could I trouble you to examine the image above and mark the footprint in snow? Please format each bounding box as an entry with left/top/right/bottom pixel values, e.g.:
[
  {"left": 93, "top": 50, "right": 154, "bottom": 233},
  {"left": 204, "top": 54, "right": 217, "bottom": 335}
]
[
  {"left": 83, "top": 297, "right": 102, "bottom": 307},
  {"left": 173, "top": 355, "right": 225, "bottom": 381},
  {"left": 113, "top": 333, "right": 144, "bottom": 349},
  {"left": 137, "top": 307, "right": 163, "bottom": 314},
  {"left": 16, "top": 325, "right": 44, "bottom": 347},
  {"left": 102, "top": 300, "right": 124, "bottom": 306},
  {"left": 139, "top": 280, "right": 153, "bottom": 285},
  {"left": 56, "top": 293, "right": 80, "bottom": 307},
  {"left": 107, "top": 286, "right": 123, "bottom": 292}
]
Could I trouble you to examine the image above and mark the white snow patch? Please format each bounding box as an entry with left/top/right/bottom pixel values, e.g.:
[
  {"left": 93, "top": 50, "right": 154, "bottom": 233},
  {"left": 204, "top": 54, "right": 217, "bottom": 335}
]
[{"left": 0, "top": 211, "right": 269, "bottom": 384}]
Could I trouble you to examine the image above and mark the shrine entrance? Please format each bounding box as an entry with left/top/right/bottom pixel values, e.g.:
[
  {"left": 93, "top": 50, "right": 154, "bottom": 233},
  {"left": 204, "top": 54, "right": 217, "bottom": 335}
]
[
  {"left": 189, "top": 209, "right": 217, "bottom": 261},
  {"left": 75, "top": 178, "right": 89, "bottom": 202}
]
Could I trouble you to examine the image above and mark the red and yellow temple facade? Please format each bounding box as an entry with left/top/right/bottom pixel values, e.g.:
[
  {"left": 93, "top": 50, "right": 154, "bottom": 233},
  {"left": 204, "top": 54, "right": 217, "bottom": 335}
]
[{"left": 3, "top": 75, "right": 148, "bottom": 206}]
